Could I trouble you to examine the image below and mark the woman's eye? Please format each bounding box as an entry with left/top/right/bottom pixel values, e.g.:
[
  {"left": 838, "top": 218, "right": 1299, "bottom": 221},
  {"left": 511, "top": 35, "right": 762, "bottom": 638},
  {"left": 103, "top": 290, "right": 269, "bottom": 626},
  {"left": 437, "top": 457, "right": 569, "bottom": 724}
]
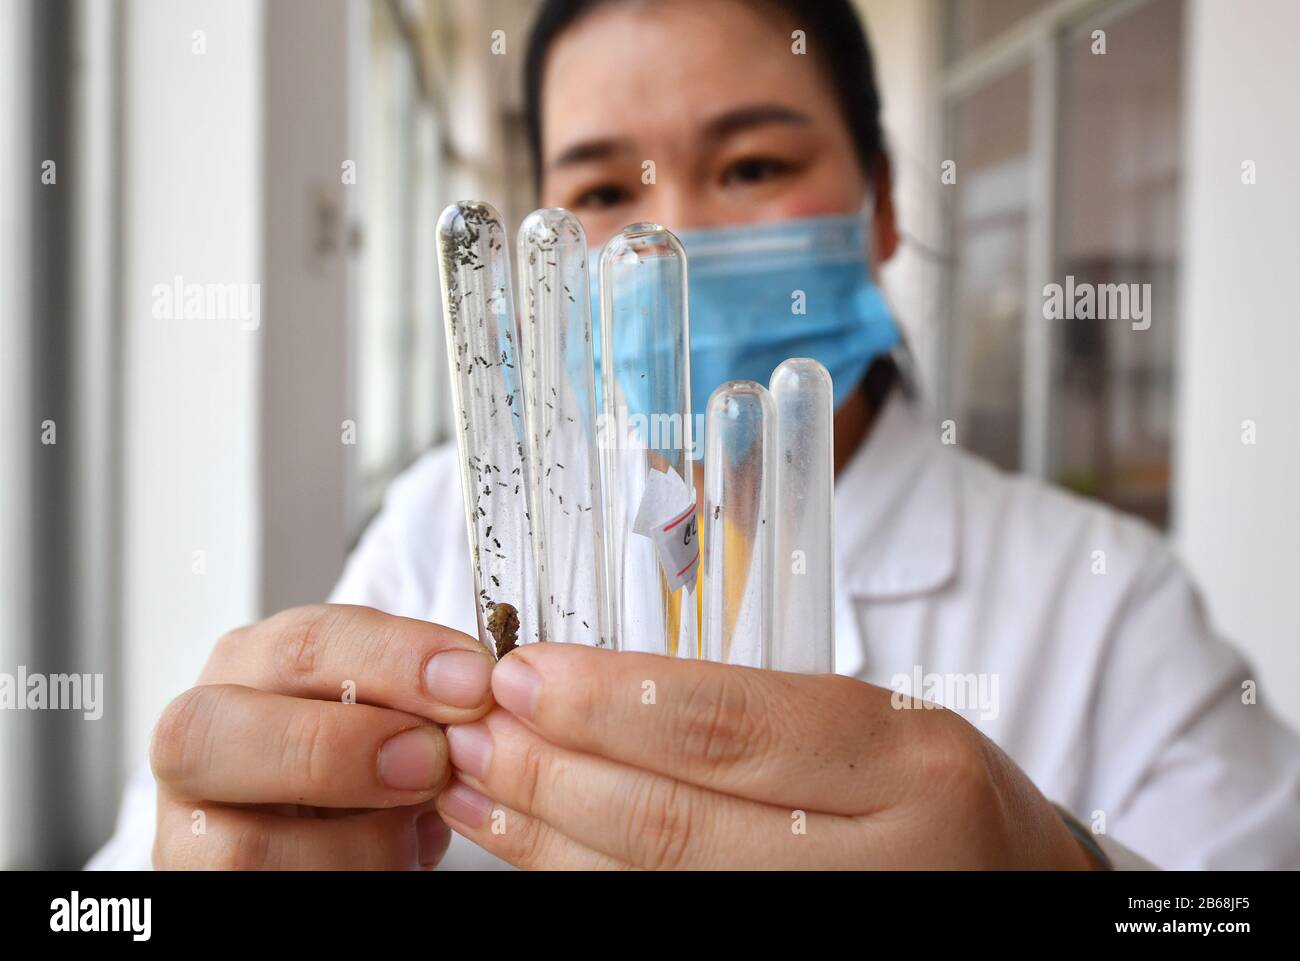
[
  {"left": 573, "top": 184, "right": 630, "bottom": 210},
  {"left": 720, "top": 156, "right": 791, "bottom": 186}
]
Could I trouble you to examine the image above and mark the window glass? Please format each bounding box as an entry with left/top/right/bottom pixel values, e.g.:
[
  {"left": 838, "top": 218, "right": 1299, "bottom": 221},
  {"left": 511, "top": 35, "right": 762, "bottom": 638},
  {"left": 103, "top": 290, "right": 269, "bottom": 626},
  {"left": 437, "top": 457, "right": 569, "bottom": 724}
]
[
  {"left": 356, "top": 0, "right": 447, "bottom": 533},
  {"left": 1050, "top": 0, "right": 1183, "bottom": 527},
  {"left": 947, "top": 0, "right": 1052, "bottom": 62},
  {"left": 946, "top": 64, "right": 1033, "bottom": 471}
]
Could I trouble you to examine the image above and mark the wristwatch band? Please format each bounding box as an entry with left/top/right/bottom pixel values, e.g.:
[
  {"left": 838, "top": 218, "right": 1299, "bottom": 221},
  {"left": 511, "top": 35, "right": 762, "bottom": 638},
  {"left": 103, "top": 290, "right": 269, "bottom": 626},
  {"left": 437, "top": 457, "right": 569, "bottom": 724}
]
[{"left": 1053, "top": 803, "right": 1114, "bottom": 870}]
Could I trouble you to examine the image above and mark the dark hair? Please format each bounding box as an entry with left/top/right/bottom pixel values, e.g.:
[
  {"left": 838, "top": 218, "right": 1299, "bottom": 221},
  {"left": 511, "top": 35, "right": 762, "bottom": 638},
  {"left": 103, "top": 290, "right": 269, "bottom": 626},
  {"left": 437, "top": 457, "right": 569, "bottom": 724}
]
[{"left": 523, "top": 0, "right": 888, "bottom": 189}]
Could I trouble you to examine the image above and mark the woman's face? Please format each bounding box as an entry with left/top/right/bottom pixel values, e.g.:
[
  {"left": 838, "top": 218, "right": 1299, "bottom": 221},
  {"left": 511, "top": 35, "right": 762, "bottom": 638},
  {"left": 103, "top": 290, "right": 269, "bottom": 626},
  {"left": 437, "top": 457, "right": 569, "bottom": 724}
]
[{"left": 538, "top": 0, "right": 890, "bottom": 254}]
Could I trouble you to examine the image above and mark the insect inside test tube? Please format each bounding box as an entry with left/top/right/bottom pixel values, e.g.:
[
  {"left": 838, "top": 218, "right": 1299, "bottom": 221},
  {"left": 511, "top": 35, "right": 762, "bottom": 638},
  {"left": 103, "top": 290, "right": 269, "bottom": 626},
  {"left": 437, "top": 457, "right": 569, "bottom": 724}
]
[
  {"left": 517, "top": 208, "right": 610, "bottom": 648},
  {"left": 437, "top": 201, "right": 540, "bottom": 659}
]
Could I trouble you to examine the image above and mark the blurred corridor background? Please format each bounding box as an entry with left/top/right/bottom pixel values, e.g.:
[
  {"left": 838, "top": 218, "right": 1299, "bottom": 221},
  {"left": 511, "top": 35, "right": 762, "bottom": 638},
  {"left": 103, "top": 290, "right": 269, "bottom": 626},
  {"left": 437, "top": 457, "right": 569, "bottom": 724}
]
[{"left": 2, "top": 0, "right": 1298, "bottom": 867}]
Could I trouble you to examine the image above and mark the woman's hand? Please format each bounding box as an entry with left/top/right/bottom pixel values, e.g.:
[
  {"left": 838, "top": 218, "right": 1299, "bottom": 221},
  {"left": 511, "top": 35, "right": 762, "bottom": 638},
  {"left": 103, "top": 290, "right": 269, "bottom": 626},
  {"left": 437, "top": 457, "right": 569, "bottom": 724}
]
[
  {"left": 150, "top": 605, "right": 495, "bottom": 869},
  {"left": 437, "top": 643, "right": 1097, "bottom": 869}
]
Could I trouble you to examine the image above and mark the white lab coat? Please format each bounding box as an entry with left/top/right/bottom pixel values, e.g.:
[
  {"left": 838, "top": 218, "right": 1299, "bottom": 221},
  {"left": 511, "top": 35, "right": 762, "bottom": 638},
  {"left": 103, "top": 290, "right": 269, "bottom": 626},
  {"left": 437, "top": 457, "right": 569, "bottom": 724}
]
[{"left": 89, "top": 393, "right": 1300, "bottom": 870}]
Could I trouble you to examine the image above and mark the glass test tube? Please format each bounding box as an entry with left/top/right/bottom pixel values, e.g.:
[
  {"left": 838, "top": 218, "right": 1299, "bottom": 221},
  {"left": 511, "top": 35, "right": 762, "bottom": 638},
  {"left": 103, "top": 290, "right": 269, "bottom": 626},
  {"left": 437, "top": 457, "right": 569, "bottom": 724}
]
[
  {"left": 702, "top": 381, "right": 775, "bottom": 668},
  {"left": 599, "top": 223, "right": 699, "bottom": 658},
  {"left": 437, "top": 201, "right": 539, "bottom": 659},
  {"left": 769, "top": 358, "right": 835, "bottom": 673},
  {"left": 516, "top": 208, "right": 610, "bottom": 648}
]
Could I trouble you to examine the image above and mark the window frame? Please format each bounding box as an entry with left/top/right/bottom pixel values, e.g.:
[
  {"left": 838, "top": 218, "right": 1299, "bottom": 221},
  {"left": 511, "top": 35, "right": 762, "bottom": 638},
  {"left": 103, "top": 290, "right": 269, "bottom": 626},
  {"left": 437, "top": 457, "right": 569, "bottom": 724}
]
[{"left": 937, "top": 0, "right": 1174, "bottom": 481}]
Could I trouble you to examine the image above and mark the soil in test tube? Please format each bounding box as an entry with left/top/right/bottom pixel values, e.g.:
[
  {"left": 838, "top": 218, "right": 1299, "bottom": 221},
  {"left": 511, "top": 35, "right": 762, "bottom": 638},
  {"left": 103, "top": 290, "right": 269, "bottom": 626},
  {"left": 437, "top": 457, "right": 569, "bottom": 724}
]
[{"left": 486, "top": 601, "right": 520, "bottom": 659}]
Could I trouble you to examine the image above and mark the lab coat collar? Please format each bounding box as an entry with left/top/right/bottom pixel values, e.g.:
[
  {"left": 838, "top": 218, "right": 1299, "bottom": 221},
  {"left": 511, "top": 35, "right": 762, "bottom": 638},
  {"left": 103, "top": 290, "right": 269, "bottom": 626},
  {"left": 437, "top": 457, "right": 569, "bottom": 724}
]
[{"left": 834, "top": 391, "right": 960, "bottom": 601}]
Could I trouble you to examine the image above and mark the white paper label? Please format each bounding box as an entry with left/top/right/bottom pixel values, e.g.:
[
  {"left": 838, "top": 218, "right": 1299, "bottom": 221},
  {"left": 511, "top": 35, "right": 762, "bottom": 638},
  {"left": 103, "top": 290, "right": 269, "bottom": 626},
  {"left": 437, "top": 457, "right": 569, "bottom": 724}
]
[{"left": 632, "top": 468, "right": 699, "bottom": 592}]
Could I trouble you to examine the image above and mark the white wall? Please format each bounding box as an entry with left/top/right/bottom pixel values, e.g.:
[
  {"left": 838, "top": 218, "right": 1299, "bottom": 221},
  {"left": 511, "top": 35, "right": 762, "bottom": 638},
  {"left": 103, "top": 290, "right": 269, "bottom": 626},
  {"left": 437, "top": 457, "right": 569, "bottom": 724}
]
[
  {"left": 259, "top": 0, "right": 354, "bottom": 613},
  {"left": 1175, "top": 0, "right": 1300, "bottom": 729},
  {"left": 855, "top": 0, "right": 946, "bottom": 392},
  {"left": 120, "top": 0, "right": 263, "bottom": 767},
  {"left": 118, "top": 0, "right": 359, "bottom": 772}
]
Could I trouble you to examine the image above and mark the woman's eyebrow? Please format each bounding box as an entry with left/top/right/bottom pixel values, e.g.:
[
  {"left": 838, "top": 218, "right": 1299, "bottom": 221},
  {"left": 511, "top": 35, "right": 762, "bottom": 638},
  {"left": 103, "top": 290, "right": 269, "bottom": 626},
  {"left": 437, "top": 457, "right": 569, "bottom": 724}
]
[
  {"left": 548, "top": 136, "right": 634, "bottom": 170},
  {"left": 702, "top": 103, "right": 812, "bottom": 141},
  {"left": 547, "top": 104, "right": 811, "bottom": 171}
]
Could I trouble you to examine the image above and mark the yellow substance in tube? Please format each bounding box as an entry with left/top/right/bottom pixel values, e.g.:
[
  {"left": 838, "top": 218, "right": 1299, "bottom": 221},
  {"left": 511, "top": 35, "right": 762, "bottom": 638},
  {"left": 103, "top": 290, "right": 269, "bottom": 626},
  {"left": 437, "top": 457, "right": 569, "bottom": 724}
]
[{"left": 659, "top": 504, "right": 745, "bottom": 660}]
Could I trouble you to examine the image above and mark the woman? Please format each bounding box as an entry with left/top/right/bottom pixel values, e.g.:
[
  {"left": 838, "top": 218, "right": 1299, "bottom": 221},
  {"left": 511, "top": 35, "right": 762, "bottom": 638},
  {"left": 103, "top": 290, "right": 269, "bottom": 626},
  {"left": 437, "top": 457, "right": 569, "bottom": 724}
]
[{"left": 94, "top": 0, "right": 1300, "bottom": 870}]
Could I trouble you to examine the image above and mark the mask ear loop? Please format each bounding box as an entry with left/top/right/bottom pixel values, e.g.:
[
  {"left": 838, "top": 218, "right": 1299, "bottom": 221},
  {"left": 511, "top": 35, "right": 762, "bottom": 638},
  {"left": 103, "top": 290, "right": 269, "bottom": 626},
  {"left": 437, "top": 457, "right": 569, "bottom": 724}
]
[
  {"left": 857, "top": 188, "right": 879, "bottom": 273},
  {"left": 852, "top": 187, "right": 923, "bottom": 403},
  {"left": 855, "top": 188, "right": 882, "bottom": 270},
  {"left": 859, "top": 174, "right": 949, "bottom": 403}
]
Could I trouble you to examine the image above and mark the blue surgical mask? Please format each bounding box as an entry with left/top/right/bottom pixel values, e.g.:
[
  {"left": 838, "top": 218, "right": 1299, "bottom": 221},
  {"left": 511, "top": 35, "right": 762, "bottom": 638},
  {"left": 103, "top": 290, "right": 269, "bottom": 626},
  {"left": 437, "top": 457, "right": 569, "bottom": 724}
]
[{"left": 589, "top": 211, "right": 900, "bottom": 450}]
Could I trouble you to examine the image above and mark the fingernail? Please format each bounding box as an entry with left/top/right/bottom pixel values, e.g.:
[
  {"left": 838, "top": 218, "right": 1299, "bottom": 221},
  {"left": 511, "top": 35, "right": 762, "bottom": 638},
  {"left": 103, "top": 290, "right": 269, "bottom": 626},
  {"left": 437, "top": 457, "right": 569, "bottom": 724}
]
[
  {"left": 416, "top": 811, "right": 451, "bottom": 867},
  {"left": 439, "top": 780, "right": 493, "bottom": 829},
  {"left": 378, "top": 726, "right": 443, "bottom": 791},
  {"left": 425, "top": 649, "right": 493, "bottom": 708},
  {"left": 493, "top": 655, "right": 541, "bottom": 720},
  {"left": 446, "top": 722, "right": 493, "bottom": 781}
]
